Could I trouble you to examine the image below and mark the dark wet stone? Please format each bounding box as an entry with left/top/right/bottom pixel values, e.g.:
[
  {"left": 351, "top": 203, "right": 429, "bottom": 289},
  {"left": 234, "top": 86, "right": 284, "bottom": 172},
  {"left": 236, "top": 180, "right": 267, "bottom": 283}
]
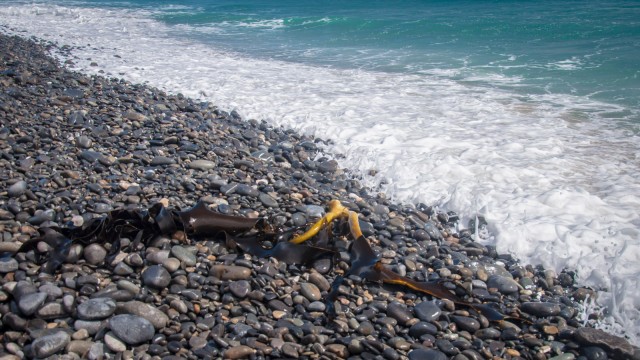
[
  {"left": 521, "top": 302, "right": 561, "bottom": 317},
  {"left": 229, "top": 280, "right": 251, "bottom": 298},
  {"left": 0, "top": 257, "right": 19, "bottom": 273},
  {"left": 235, "top": 184, "right": 259, "bottom": 197},
  {"left": 142, "top": 265, "right": 171, "bottom": 289},
  {"left": 387, "top": 302, "right": 413, "bottom": 325},
  {"left": 308, "top": 301, "right": 326, "bottom": 312},
  {"left": 31, "top": 330, "right": 70, "bottom": 358},
  {"left": 475, "top": 327, "right": 501, "bottom": 340},
  {"left": 170, "top": 245, "right": 196, "bottom": 266},
  {"left": 224, "top": 345, "right": 255, "bottom": 359},
  {"left": 259, "top": 192, "right": 279, "bottom": 207},
  {"left": 409, "top": 321, "right": 437, "bottom": 338},
  {"left": 574, "top": 327, "right": 635, "bottom": 357},
  {"left": 150, "top": 156, "right": 175, "bottom": 166},
  {"left": 312, "top": 258, "right": 332, "bottom": 274},
  {"left": 581, "top": 346, "right": 608, "bottom": 360},
  {"left": 79, "top": 150, "right": 103, "bottom": 163},
  {"left": 451, "top": 315, "right": 480, "bottom": 332},
  {"left": 83, "top": 243, "right": 107, "bottom": 265},
  {"left": 76, "top": 135, "right": 92, "bottom": 148},
  {"left": 8, "top": 180, "right": 27, "bottom": 197},
  {"left": 414, "top": 300, "right": 441, "bottom": 322},
  {"left": 109, "top": 314, "right": 155, "bottom": 345},
  {"left": 409, "top": 349, "right": 447, "bottom": 360},
  {"left": 317, "top": 159, "right": 338, "bottom": 173},
  {"left": 18, "top": 291, "right": 47, "bottom": 316},
  {"left": 117, "top": 301, "right": 169, "bottom": 329},
  {"left": 77, "top": 297, "right": 116, "bottom": 320},
  {"left": 487, "top": 275, "right": 519, "bottom": 294},
  {"left": 300, "top": 282, "right": 321, "bottom": 301}
]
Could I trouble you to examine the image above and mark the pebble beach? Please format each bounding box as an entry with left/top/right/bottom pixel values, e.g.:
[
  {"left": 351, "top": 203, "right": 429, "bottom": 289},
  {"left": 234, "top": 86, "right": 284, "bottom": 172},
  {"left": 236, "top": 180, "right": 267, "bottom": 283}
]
[{"left": 1, "top": 31, "right": 639, "bottom": 360}]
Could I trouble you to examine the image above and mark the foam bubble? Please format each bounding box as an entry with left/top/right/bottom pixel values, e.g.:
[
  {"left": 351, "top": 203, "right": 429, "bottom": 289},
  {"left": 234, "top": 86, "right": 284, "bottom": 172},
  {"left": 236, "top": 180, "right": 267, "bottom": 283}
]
[{"left": 2, "top": 2, "right": 639, "bottom": 345}]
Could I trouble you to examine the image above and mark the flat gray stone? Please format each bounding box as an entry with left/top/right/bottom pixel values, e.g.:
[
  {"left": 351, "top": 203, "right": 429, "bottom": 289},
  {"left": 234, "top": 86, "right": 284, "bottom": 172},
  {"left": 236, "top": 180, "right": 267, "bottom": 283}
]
[
  {"left": 18, "top": 292, "right": 47, "bottom": 316},
  {"left": 109, "top": 314, "right": 155, "bottom": 345},
  {"left": 77, "top": 297, "right": 117, "bottom": 320},
  {"left": 31, "top": 330, "right": 70, "bottom": 358},
  {"left": 188, "top": 159, "right": 216, "bottom": 171},
  {"left": 0, "top": 257, "right": 19, "bottom": 273},
  {"left": 116, "top": 301, "right": 169, "bottom": 329}
]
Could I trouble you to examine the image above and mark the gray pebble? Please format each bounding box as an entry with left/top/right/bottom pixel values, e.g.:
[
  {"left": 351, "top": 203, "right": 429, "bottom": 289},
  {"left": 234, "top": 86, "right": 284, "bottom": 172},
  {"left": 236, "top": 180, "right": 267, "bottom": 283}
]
[
  {"left": 170, "top": 245, "right": 197, "bottom": 266},
  {"left": 77, "top": 297, "right": 116, "bottom": 320},
  {"left": 300, "top": 282, "right": 321, "bottom": 301},
  {"left": 8, "top": 180, "right": 27, "bottom": 197},
  {"left": 210, "top": 265, "right": 251, "bottom": 280},
  {"left": 409, "top": 349, "right": 447, "bottom": 360},
  {"left": 188, "top": 159, "right": 217, "bottom": 171},
  {"left": 521, "top": 302, "right": 561, "bottom": 317},
  {"left": 116, "top": 301, "right": 169, "bottom": 329},
  {"left": 452, "top": 315, "right": 480, "bottom": 332},
  {"left": 0, "top": 257, "right": 19, "bottom": 273},
  {"left": 83, "top": 243, "right": 107, "bottom": 265},
  {"left": 18, "top": 291, "right": 47, "bottom": 316},
  {"left": 108, "top": 314, "right": 155, "bottom": 345},
  {"left": 259, "top": 192, "right": 279, "bottom": 207},
  {"left": 229, "top": 280, "right": 251, "bottom": 298},
  {"left": 487, "top": 274, "right": 520, "bottom": 294},
  {"left": 30, "top": 330, "right": 70, "bottom": 358},
  {"left": 142, "top": 264, "right": 171, "bottom": 289},
  {"left": 387, "top": 302, "right": 413, "bottom": 325},
  {"left": 414, "top": 300, "right": 441, "bottom": 322}
]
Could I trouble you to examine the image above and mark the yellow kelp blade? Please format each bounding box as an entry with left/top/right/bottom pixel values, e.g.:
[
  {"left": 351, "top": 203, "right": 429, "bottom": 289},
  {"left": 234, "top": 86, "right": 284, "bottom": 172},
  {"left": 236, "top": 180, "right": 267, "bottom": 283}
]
[{"left": 290, "top": 200, "right": 349, "bottom": 244}]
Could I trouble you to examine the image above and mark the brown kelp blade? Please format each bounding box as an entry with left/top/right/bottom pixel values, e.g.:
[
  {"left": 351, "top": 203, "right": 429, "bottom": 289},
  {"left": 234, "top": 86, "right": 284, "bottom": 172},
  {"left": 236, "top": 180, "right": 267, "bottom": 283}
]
[
  {"left": 178, "top": 201, "right": 260, "bottom": 235},
  {"left": 231, "top": 232, "right": 335, "bottom": 265}
]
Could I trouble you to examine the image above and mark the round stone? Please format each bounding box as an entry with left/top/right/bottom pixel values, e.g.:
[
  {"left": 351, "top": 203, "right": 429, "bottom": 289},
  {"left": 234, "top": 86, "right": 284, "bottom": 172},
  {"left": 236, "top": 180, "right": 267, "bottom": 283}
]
[
  {"left": 170, "top": 245, "right": 197, "bottom": 266},
  {"left": 300, "top": 282, "right": 321, "bottom": 301},
  {"left": 386, "top": 302, "right": 413, "bottom": 325},
  {"left": 487, "top": 275, "right": 520, "bottom": 294},
  {"left": 142, "top": 265, "right": 171, "bottom": 289},
  {"left": 0, "top": 257, "right": 19, "bottom": 273},
  {"left": 77, "top": 298, "right": 117, "bottom": 320},
  {"left": 229, "top": 280, "right": 251, "bottom": 298},
  {"left": 18, "top": 292, "right": 47, "bottom": 316},
  {"left": 83, "top": 244, "right": 107, "bottom": 265},
  {"left": 451, "top": 315, "right": 480, "bottom": 332},
  {"left": 224, "top": 345, "right": 256, "bottom": 359},
  {"left": 414, "top": 301, "right": 441, "bottom": 322},
  {"left": 108, "top": 314, "right": 155, "bottom": 345},
  {"left": 8, "top": 180, "right": 27, "bottom": 197},
  {"left": 31, "top": 330, "right": 70, "bottom": 358}
]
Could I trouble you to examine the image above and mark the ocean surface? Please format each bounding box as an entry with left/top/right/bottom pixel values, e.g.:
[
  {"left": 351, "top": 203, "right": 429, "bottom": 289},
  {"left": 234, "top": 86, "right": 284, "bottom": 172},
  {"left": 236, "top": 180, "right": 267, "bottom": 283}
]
[{"left": 1, "top": 0, "right": 639, "bottom": 344}]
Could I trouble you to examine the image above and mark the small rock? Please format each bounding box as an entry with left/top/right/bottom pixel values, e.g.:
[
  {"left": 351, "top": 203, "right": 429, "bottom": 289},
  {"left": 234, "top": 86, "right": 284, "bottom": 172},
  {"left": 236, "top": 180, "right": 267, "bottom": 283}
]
[
  {"left": 300, "top": 282, "right": 321, "bottom": 301},
  {"left": 116, "top": 301, "right": 169, "bottom": 329},
  {"left": 0, "top": 257, "right": 19, "bottom": 273},
  {"left": 387, "top": 302, "right": 413, "bottom": 325},
  {"left": 108, "top": 314, "right": 155, "bottom": 345},
  {"left": 409, "top": 349, "right": 447, "bottom": 360},
  {"left": 223, "top": 345, "right": 256, "bottom": 359},
  {"left": 574, "top": 327, "right": 635, "bottom": 358},
  {"left": 8, "top": 180, "right": 27, "bottom": 197},
  {"left": 487, "top": 275, "right": 520, "bottom": 294},
  {"left": 521, "top": 302, "right": 561, "bottom": 317},
  {"left": 104, "top": 332, "right": 127, "bottom": 352},
  {"left": 414, "top": 300, "right": 441, "bottom": 322},
  {"left": 83, "top": 244, "right": 107, "bottom": 265},
  {"left": 229, "top": 280, "right": 251, "bottom": 298},
  {"left": 259, "top": 192, "right": 279, "bottom": 207},
  {"left": 170, "top": 245, "right": 197, "bottom": 266},
  {"left": 77, "top": 298, "right": 117, "bottom": 320},
  {"left": 188, "top": 159, "right": 217, "bottom": 171},
  {"left": 18, "top": 292, "right": 47, "bottom": 316},
  {"left": 31, "top": 330, "right": 70, "bottom": 358},
  {"left": 142, "top": 265, "right": 171, "bottom": 289},
  {"left": 210, "top": 265, "right": 251, "bottom": 280}
]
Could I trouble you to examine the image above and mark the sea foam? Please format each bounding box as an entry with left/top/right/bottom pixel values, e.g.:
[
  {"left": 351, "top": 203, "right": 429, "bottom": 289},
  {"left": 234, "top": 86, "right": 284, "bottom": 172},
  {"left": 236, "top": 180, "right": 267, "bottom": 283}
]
[{"left": 1, "top": 3, "right": 639, "bottom": 344}]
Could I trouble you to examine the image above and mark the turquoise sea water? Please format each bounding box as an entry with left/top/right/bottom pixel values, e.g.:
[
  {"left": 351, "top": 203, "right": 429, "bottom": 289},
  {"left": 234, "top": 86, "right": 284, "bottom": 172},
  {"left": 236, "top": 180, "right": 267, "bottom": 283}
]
[
  {"left": 2, "top": 0, "right": 640, "bottom": 343},
  {"left": 90, "top": 0, "right": 640, "bottom": 123}
]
